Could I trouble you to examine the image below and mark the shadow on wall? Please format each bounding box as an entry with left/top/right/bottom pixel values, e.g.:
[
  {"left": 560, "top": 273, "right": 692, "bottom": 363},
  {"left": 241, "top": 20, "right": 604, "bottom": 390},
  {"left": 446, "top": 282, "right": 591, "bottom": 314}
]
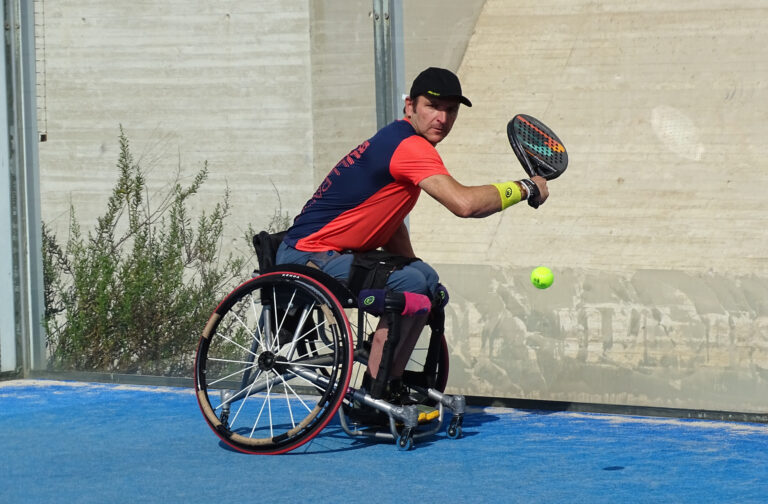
[{"left": 439, "top": 264, "right": 768, "bottom": 413}]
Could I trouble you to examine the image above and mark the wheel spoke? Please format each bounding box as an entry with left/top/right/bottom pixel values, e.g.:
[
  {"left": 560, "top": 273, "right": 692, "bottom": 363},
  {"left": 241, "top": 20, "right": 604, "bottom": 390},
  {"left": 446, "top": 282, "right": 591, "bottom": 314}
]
[
  {"left": 229, "top": 368, "right": 265, "bottom": 425},
  {"left": 208, "top": 356, "right": 259, "bottom": 366},
  {"left": 270, "top": 288, "right": 292, "bottom": 351},
  {"left": 214, "top": 368, "right": 264, "bottom": 412},
  {"left": 267, "top": 376, "right": 274, "bottom": 438},
  {"left": 215, "top": 328, "right": 259, "bottom": 360},
  {"left": 249, "top": 295, "right": 269, "bottom": 351},
  {"left": 208, "top": 362, "right": 258, "bottom": 388},
  {"left": 278, "top": 374, "right": 313, "bottom": 415},
  {"left": 250, "top": 377, "right": 273, "bottom": 438},
  {"left": 288, "top": 339, "right": 337, "bottom": 362},
  {"left": 276, "top": 318, "right": 328, "bottom": 358},
  {"left": 280, "top": 374, "right": 297, "bottom": 429}
]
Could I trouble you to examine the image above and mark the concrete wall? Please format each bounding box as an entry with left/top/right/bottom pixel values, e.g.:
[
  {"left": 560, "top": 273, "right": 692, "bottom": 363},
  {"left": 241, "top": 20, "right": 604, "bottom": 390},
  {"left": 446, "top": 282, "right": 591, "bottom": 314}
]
[
  {"left": 39, "top": 0, "right": 485, "bottom": 254},
  {"left": 36, "top": 1, "right": 768, "bottom": 413},
  {"left": 413, "top": 0, "right": 768, "bottom": 413},
  {"left": 38, "top": 1, "right": 316, "bottom": 259},
  {"left": 308, "top": 0, "right": 485, "bottom": 185}
]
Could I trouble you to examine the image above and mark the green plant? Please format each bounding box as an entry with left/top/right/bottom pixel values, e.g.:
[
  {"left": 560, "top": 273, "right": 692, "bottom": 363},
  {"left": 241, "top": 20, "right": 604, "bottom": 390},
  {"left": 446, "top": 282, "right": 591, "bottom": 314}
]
[{"left": 43, "top": 127, "right": 249, "bottom": 375}]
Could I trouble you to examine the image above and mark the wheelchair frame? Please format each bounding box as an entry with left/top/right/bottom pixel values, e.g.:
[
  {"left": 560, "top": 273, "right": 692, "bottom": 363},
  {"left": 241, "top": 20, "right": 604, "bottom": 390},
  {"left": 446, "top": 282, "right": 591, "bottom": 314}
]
[{"left": 193, "top": 234, "right": 466, "bottom": 454}]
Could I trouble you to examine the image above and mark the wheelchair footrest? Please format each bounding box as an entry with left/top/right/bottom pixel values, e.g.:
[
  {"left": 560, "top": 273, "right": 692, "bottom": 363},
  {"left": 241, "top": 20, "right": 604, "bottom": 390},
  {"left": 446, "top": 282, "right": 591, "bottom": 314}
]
[
  {"left": 338, "top": 386, "right": 467, "bottom": 446},
  {"left": 416, "top": 404, "right": 440, "bottom": 423}
]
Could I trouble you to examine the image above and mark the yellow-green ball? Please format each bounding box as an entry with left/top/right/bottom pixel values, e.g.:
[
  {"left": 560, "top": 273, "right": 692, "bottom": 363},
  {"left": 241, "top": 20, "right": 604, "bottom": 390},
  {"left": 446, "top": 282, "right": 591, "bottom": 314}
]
[{"left": 531, "top": 266, "right": 554, "bottom": 289}]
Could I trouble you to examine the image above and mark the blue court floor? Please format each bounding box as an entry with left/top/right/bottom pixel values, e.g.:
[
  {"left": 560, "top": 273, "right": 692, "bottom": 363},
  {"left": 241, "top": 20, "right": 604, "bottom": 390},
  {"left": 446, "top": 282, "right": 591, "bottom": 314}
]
[{"left": 1, "top": 379, "right": 767, "bottom": 503}]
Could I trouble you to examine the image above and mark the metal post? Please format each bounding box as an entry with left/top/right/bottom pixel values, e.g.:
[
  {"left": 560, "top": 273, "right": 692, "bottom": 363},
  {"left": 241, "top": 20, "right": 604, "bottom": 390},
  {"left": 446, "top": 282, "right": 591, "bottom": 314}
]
[
  {"left": 372, "top": 0, "right": 408, "bottom": 229},
  {"left": 3, "top": 0, "right": 46, "bottom": 374},
  {"left": 1, "top": 1, "right": 17, "bottom": 373},
  {"left": 372, "top": 0, "right": 405, "bottom": 129}
]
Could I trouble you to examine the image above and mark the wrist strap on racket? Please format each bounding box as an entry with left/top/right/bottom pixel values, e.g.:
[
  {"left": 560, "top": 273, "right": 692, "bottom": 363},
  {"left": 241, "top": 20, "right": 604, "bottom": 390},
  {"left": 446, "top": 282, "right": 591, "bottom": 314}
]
[{"left": 519, "top": 178, "right": 540, "bottom": 209}]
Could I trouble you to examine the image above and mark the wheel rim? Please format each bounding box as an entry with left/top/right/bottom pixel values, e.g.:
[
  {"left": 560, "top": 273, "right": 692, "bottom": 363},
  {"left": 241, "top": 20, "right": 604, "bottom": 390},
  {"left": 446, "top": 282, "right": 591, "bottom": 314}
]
[{"left": 194, "top": 272, "right": 353, "bottom": 454}]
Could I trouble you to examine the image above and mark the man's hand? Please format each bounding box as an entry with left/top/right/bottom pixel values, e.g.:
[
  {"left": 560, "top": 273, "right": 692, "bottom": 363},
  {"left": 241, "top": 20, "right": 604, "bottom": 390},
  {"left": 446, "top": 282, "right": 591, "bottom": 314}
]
[
  {"left": 530, "top": 176, "right": 549, "bottom": 206},
  {"left": 521, "top": 176, "right": 549, "bottom": 208}
]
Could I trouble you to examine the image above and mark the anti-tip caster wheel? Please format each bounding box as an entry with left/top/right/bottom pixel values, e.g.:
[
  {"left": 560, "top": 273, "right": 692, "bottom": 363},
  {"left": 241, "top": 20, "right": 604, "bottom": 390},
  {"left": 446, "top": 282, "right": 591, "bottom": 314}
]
[
  {"left": 447, "top": 416, "right": 463, "bottom": 439},
  {"left": 397, "top": 429, "right": 414, "bottom": 451}
]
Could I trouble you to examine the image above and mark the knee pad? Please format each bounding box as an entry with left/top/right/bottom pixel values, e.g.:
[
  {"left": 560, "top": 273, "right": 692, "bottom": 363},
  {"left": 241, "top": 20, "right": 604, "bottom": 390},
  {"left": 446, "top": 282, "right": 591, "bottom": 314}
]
[
  {"left": 358, "top": 289, "right": 431, "bottom": 317},
  {"left": 435, "top": 283, "right": 449, "bottom": 309}
]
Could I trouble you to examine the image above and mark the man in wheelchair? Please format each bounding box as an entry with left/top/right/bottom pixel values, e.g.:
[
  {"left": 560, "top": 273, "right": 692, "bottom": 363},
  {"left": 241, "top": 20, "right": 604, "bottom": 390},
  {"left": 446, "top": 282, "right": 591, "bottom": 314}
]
[
  {"left": 276, "top": 67, "right": 551, "bottom": 420},
  {"left": 194, "top": 67, "right": 554, "bottom": 453}
]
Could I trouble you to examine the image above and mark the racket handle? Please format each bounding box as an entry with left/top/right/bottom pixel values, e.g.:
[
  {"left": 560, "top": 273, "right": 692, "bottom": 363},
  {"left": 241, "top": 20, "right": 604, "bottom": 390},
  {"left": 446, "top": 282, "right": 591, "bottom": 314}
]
[{"left": 520, "top": 179, "right": 541, "bottom": 209}]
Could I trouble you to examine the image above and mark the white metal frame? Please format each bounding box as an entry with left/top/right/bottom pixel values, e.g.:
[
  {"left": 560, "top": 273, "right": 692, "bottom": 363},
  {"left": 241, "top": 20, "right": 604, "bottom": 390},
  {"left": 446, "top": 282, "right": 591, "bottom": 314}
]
[
  {"left": 1, "top": 0, "right": 46, "bottom": 374},
  {"left": 372, "top": 0, "right": 405, "bottom": 129}
]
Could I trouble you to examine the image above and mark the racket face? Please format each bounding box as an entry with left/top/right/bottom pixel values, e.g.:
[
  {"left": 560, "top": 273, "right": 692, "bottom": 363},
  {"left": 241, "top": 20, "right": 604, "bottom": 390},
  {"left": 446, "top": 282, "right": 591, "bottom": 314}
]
[{"left": 507, "top": 114, "right": 568, "bottom": 180}]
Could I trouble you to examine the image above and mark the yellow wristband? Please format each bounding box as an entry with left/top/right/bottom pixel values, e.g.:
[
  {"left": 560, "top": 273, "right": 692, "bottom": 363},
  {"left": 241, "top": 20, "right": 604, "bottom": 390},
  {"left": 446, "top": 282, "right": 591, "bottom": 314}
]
[{"left": 492, "top": 181, "right": 522, "bottom": 210}]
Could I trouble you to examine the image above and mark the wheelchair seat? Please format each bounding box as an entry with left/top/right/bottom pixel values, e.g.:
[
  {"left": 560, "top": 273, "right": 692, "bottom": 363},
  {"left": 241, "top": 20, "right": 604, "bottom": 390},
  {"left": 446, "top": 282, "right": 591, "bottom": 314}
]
[
  {"left": 252, "top": 230, "right": 285, "bottom": 272},
  {"left": 252, "top": 230, "right": 357, "bottom": 307}
]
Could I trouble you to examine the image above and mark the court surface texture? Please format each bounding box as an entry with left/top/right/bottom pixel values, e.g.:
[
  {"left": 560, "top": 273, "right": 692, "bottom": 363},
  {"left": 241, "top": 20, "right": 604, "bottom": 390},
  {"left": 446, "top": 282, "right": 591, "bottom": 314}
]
[{"left": 1, "top": 379, "right": 767, "bottom": 503}]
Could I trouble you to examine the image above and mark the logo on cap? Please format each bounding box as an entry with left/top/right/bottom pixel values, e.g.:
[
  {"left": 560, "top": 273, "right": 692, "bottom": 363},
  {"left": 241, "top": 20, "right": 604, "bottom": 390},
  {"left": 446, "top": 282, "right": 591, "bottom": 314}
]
[{"left": 410, "top": 67, "right": 472, "bottom": 107}]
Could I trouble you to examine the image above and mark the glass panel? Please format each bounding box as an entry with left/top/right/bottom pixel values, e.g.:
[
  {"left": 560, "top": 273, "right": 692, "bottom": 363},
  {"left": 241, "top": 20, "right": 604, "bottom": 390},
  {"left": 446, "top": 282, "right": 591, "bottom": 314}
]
[
  {"left": 37, "top": 0, "right": 768, "bottom": 414},
  {"left": 39, "top": 1, "right": 374, "bottom": 377},
  {"left": 406, "top": 1, "right": 768, "bottom": 412}
]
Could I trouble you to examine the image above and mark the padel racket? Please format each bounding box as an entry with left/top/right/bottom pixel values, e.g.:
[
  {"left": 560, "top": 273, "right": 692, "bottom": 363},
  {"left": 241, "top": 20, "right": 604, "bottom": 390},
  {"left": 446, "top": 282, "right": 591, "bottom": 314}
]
[{"left": 507, "top": 114, "right": 568, "bottom": 181}]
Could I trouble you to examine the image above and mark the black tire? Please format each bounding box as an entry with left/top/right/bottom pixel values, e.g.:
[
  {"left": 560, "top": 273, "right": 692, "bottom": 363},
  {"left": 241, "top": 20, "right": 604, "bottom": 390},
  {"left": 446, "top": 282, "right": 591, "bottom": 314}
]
[{"left": 194, "top": 271, "right": 354, "bottom": 454}]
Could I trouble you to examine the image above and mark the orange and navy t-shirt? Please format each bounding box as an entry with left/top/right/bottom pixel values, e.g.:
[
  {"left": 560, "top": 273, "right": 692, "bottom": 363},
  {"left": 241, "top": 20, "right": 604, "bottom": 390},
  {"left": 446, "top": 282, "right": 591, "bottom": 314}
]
[{"left": 284, "top": 119, "right": 450, "bottom": 252}]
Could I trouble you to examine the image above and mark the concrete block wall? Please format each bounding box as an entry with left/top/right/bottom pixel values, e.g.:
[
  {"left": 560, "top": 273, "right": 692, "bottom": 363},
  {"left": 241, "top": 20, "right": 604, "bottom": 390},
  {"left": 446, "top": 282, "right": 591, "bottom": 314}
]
[
  {"left": 38, "top": 1, "right": 316, "bottom": 259},
  {"left": 414, "top": 0, "right": 768, "bottom": 276}
]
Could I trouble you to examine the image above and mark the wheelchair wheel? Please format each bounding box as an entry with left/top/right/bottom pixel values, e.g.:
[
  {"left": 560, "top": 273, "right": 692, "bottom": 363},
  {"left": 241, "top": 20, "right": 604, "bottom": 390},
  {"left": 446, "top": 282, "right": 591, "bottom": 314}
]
[
  {"left": 194, "top": 271, "right": 354, "bottom": 454},
  {"left": 401, "top": 330, "right": 450, "bottom": 405}
]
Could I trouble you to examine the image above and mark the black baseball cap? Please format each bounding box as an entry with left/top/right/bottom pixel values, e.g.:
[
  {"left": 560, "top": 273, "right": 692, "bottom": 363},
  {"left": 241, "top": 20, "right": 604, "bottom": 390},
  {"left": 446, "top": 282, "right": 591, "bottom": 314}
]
[{"left": 409, "top": 67, "right": 472, "bottom": 107}]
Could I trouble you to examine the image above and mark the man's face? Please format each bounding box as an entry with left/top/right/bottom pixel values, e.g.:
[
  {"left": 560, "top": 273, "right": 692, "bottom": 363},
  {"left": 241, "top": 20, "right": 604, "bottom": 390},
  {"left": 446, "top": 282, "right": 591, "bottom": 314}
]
[{"left": 405, "top": 95, "right": 460, "bottom": 145}]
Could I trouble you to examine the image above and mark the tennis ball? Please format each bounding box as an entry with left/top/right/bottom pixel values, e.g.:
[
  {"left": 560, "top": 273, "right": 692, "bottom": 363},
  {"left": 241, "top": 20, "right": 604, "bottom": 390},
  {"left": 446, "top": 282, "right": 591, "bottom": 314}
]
[{"left": 531, "top": 266, "right": 554, "bottom": 289}]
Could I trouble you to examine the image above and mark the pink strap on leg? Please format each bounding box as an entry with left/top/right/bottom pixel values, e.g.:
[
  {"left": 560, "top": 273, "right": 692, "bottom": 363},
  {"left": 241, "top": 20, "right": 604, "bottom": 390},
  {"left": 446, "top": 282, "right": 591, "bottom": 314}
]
[{"left": 401, "top": 292, "right": 431, "bottom": 317}]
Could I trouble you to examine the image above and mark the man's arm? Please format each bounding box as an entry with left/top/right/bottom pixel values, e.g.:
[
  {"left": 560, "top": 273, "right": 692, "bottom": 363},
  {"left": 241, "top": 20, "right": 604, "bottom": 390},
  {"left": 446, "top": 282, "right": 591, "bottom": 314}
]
[
  {"left": 419, "top": 174, "right": 548, "bottom": 218},
  {"left": 382, "top": 221, "right": 416, "bottom": 258}
]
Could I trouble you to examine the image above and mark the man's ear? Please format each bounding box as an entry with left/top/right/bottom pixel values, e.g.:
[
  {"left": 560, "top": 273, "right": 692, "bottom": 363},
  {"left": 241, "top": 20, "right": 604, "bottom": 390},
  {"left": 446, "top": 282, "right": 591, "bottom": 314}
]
[{"left": 404, "top": 96, "right": 414, "bottom": 118}]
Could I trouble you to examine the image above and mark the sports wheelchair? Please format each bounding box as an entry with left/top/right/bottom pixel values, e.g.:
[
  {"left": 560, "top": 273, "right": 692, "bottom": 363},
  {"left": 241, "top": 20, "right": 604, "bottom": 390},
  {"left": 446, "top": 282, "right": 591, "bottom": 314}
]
[{"left": 194, "top": 231, "right": 466, "bottom": 454}]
